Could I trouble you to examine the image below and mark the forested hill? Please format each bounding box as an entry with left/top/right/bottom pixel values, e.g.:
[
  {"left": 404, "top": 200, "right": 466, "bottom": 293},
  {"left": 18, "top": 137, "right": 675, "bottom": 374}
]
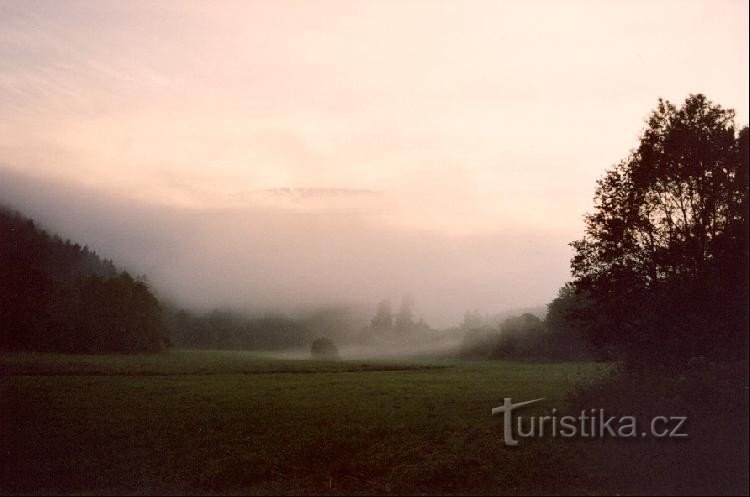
[{"left": 0, "top": 206, "right": 167, "bottom": 353}]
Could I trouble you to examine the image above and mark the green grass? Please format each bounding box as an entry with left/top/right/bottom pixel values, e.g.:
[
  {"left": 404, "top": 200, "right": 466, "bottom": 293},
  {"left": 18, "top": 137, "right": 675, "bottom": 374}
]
[
  {"left": 0, "top": 350, "right": 447, "bottom": 376},
  {"left": 1, "top": 351, "right": 609, "bottom": 494}
]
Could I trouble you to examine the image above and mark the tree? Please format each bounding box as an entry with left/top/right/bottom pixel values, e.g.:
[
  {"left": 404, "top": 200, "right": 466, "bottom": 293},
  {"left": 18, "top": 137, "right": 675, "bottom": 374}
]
[
  {"left": 492, "top": 313, "right": 544, "bottom": 359},
  {"left": 394, "top": 295, "right": 415, "bottom": 333},
  {"left": 310, "top": 337, "right": 339, "bottom": 360},
  {"left": 570, "top": 94, "right": 748, "bottom": 363},
  {"left": 370, "top": 300, "right": 393, "bottom": 329},
  {"left": 544, "top": 284, "right": 599, "bottom": 360},
  {"left": 0, "top": 207, "right": 168, "bottom": 353}
]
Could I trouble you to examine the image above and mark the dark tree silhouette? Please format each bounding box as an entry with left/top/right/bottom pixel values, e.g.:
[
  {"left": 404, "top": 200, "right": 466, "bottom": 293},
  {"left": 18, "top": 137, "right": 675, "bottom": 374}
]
[
  {"left": 570, "top": 94, "right": 748, "bottom": 363},
  {"left": 0, "top": 207, "right": 167, "bottom": 353},
  {"left": 163, "top": 306, "right": 320, "bottom": 351},
  {"left": 492, "top": 313, "right": 544, "bottom": 359}
]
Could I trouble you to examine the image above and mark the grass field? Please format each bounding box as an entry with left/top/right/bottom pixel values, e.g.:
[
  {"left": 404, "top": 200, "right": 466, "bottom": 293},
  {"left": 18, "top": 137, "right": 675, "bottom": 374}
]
[{"left": 1, "top": 350, "right": 613, "bottom": 495}]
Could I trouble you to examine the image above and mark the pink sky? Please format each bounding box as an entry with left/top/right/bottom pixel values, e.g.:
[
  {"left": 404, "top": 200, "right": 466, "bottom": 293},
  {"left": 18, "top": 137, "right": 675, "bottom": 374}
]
[{"left": 0, "top": 0, "right": 748, "bottom": 324}]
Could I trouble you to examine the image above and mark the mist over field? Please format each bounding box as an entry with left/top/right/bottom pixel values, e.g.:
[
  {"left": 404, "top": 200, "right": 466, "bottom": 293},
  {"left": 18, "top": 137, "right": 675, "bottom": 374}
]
[{"left": 0, "top": 168, "right": 567, "bottom": 328}]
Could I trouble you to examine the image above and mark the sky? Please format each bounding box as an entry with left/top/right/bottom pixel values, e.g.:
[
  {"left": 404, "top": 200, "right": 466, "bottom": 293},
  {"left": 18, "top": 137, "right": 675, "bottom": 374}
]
[{"left": 0, "top": 0, "right": 748, "bottom": 326}]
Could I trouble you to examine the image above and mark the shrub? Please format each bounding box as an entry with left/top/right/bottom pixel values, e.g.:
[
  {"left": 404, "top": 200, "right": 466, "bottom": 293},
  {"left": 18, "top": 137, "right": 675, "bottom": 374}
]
[{"left": 310, "top": 337, "right": 339, "bottom": 360}]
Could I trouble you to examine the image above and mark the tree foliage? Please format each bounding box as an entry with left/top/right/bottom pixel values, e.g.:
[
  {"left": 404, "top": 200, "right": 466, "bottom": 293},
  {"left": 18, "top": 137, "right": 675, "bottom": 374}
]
[
  {"left": 570, "top": 94, "right": 748, "bottom": 363},
  {"left": 166, "top": 308, "right": 313, "bottom": 350},
  {"left": 394, "top": 295, "right": 415, "bottom": 333},
  {"left": 370, "top": 300, "right": 393, "bottom": 329},
  {"left": 310, "top": 337, "right": 339, "bottom": 360},
  {"left": 0, "top": 207, "right": 167, "bottom": 353}
]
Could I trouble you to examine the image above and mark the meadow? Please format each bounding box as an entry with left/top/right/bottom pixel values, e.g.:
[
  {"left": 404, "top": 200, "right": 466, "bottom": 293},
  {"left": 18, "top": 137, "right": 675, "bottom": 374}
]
[{"left": 1, "top": 351, "right": 610, "bottom": 495}]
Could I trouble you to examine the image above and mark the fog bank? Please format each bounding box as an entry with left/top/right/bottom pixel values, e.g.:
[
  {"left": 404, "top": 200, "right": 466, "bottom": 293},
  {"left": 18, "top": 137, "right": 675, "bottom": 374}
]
[{"left": 0, "top": 168, "right": 571, "bottom": 327}]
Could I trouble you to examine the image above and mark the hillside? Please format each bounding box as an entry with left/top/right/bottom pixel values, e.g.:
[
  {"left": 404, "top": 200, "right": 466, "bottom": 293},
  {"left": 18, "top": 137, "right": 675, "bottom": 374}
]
[{"left": 0, "top": 206, "right": 167, "bottom": 353}]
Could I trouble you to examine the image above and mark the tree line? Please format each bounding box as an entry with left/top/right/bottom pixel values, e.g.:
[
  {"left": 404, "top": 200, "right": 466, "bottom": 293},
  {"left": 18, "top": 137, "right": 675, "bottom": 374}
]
[
  {"left": 468, "top": 94, "right": 748, "bottom": 366},
  {"left": 3, "top": 93, "right": 746, "bottom": 363},
  {"left": 0, "top": 208, "right": 167, "bottom": 353},
  {"left": 164, "top": 305, "right": 364, "bottom": 351}
]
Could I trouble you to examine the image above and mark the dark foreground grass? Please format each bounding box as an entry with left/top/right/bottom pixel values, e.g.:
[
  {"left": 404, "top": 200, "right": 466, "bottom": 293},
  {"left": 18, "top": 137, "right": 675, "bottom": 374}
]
[
  {"left": 1, "top": 351, "right": 606, "bottom": 495},
  {"left": 565, "top": 362, "right": 749, "bottom": 496},
  {"left": 1, "top": 351, "right": 746, "bottom": 495}
]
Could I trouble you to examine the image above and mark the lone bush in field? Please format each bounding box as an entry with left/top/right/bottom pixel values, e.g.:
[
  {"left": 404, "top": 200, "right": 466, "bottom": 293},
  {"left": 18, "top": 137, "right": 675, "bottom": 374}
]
[{"left": 310, "top": 337, "right": 339, "bottom": 360}]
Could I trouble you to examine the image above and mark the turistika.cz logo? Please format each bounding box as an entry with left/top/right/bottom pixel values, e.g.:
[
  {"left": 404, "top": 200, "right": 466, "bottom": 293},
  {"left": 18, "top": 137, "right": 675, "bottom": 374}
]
[{"left": 491, "top": 398, "right": 688, "bottom": 447}]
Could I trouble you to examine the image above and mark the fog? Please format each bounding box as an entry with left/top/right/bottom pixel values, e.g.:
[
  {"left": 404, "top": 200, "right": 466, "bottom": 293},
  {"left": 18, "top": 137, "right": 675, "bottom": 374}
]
[
  {"left": 0, "top": 168, "right": 570, "bottom": 328},
  {"left": 1, "top": 0, "right": 747, "bottom": 330}
]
